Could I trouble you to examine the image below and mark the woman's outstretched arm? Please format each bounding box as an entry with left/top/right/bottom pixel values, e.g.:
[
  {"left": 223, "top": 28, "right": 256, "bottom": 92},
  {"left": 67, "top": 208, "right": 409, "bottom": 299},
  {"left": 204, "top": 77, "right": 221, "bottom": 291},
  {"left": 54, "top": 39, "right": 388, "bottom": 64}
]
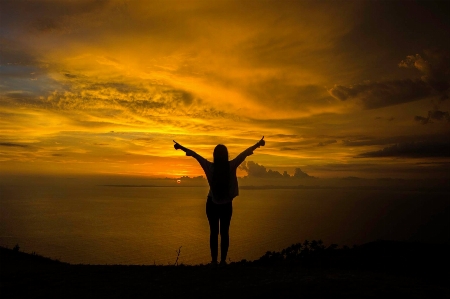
[
  {"left": 233, "top": 136, "right": 265, "bottom": 166},
  {"left": 173, "top": 140, "right": 197, "bottom": 157},
  {"left": 253, "top": 136, "right": 265, "bottom": 150},
  {"left": 173, "top": 140, "right": 211, "bottom": 175}
]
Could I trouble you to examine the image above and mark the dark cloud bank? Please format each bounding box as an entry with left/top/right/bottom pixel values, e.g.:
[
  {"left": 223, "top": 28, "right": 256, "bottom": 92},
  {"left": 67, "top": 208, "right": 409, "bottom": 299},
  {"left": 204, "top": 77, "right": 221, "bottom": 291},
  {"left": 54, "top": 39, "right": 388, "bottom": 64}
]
[
  {"left": 329, "top": 50, "right": 450, "bottom": 122},
  {"left": 329, "top": 79, "right": 431, "bottom": 109},
  {"left": 414, "top": 109, "right": 450, "bottom": 124},
  {"left": 358, "top": 141, "right": 450, "bottom": 158},
  {"left": 239, "top": 161, "right": 314, "bottom": 179}
]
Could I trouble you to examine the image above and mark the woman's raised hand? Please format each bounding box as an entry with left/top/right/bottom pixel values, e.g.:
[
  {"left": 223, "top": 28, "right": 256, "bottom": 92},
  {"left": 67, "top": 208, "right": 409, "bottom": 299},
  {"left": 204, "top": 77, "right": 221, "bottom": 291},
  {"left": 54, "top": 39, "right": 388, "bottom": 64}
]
[
  {"left": 173, "top": 140, "right": 182, "bottom": 150},
  {"left": 258, "top": 136, "right": 265, "bottom": 147}
]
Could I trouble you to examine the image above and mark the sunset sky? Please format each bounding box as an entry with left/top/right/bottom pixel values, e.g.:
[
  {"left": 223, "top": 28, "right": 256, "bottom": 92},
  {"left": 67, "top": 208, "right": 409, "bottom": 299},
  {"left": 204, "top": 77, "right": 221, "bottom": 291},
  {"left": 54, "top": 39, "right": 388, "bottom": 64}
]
[{"left": 1, "top": 0, "right": 449, "bottom": 179}]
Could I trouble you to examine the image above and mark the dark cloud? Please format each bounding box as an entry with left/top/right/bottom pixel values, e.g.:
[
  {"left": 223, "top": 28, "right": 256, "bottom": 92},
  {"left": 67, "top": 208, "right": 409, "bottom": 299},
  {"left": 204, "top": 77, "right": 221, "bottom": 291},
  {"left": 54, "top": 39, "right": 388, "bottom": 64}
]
[
  {"left": 279, "top": 137, "right": 337, "bottom": 150},
  {"left": 187, "top": 108, "right": 241, "bottom": 121},
  {"left": 267, "top": 134, "right": 300, "bottom": 139},
  {"left": 0, "top": 62, "right": 43, "bottom": 80},
  {"left": 343, "top": 136, "right": 404, "bottom": 147},
  {"left": 399, "top": 49, "right": 450, "bottom": 101},
  {"left": 86, "top": 82, "right": 148, "bottom": 94},
  {"left": 375, "top": 116, "right": 394, "bottom": 121},
  {"left": 315, "top": 161, "right": 450, "bottom": 178},
  {"left": 415, "top": 161, "right": 450, "bottom": 166},
  {"left": 166, "top": 90, "right": 194, "bottom": 106},
  {"left": 244, "top": 79, "right": 334, "bottom": 110},
  {"left": 292, "top": 168, "right": 312, "bottom": 178},
  {"left": 343, "top": 134, "right": 446, "bottom": 147},
  {"left": 0, "top": 44, "right": 63, "bottom": 96},
  {"left": 239, "top": 161, "right": 275, "bottom": 177},
  {"left": 64, "top": 73, "right": 78, "bottom": 79},
  {"left": 315, "top": 163, "right": 395, "bottom": 173},
  {"left": 280, "top": 147, "right": 298, "bottom": 151},
  {"left": 33, "top": 17, "right": 62, "bottom": 33},
  {"left": 241, "top": 35, "right": 308, "bottom": 68},
  {"left": 0, "top": 142, "right": 28, "bottom": 148},
  {"left": 329, "top": 79, "right": 431, "bottom": 109},
  {"left": 357, "top": 141, "right": 450, "bottom": 158},
  {"left": 333, "top": 1, "right": 450, "bottom": 83},
  {"left": 329, "top": 50, "right": 450, "bottom": 110},
  {"left": 318, "top": 139, "right": 337, "bottom": 147},
  {"left": 402, "top": 51, "right": 450, "bottom": 123},
  {"left": 0, "top": 38, "right": 37, "bottom": 65},
  {"left": 233, "top": 1, "right": 359, "bottom": 72},
  {"left": 0, "top": 0, "right": 109, "bottom": 33},
  {"left": 414, "top": 109, "right": 450, "bottom": 124},
  {"left": 239, "top": 161, "right": 312, "bottom": 179}
]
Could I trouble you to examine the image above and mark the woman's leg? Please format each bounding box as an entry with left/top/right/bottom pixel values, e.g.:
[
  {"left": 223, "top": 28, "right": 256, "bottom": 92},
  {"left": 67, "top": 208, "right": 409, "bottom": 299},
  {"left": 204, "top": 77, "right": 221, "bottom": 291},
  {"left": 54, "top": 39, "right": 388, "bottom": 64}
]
[
  {"left": 219, "top": 202, "right": 233, "bottom": 263},
  {"left": 206, "top": 198, "right": 219, "bottom": 263}
]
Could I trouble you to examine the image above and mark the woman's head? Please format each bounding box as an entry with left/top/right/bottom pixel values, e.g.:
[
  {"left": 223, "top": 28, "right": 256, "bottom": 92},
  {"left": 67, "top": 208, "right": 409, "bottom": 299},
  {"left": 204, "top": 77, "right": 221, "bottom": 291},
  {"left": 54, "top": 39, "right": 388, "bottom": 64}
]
[{"left": 213, "top": 144, "right": 228, "bottom": 162}]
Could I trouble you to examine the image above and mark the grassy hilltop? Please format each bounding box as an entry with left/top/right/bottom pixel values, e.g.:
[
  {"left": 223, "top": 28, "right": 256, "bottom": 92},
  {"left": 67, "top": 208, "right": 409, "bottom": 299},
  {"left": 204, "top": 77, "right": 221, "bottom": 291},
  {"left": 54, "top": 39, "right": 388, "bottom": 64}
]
[{"left": 1, "top": 240, "right": 449, "bottom": 298}]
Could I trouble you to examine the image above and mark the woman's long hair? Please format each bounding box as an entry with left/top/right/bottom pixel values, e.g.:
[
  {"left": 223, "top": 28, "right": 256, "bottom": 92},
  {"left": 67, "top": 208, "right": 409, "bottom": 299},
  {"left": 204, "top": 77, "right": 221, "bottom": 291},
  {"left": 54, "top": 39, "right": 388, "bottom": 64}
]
[{"left": 212, "top": 144, "right": 230, "bottom": 200}]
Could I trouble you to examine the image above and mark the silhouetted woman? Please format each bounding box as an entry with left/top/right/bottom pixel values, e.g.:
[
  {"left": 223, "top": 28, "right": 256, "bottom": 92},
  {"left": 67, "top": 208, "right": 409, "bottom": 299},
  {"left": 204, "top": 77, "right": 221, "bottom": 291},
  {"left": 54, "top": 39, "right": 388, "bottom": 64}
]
[{"left": 173, "top": 137, "right": 265, "bottom": 265}]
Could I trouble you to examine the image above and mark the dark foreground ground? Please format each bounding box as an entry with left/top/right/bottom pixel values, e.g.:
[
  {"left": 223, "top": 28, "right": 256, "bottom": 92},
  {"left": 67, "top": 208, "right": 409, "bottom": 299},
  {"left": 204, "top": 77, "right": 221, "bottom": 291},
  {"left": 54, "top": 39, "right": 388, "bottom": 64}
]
[{"left": 1, "top": 241, "right": 449, "bottom": 299}]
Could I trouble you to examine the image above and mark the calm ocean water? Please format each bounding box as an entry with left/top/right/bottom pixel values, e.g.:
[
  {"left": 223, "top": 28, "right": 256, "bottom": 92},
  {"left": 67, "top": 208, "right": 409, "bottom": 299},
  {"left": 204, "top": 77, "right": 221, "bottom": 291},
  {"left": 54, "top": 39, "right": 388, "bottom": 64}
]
[{"left": 1, "top": 178, "right": 449, "bottom": 265}]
